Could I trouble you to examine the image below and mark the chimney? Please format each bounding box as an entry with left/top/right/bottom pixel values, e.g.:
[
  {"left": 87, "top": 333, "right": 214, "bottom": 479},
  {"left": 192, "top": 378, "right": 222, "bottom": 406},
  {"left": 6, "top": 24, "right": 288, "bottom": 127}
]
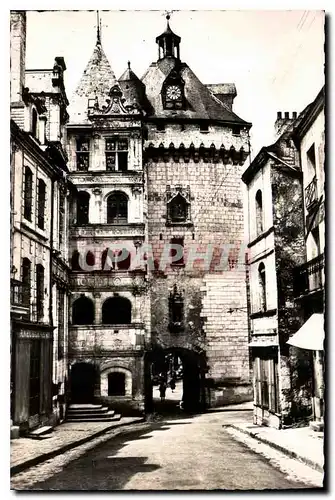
[
  {"left": 10, "top": 11, "right": 26, "bottom": 103},
  {"left": 274, "top": 110, "right": 298, "bottom": 138}
]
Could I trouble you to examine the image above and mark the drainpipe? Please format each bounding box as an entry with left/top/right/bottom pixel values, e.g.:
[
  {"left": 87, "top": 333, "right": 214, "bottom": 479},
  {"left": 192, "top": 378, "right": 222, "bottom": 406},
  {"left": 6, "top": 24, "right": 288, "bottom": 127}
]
[
  {"left": 49, "top": 177, "right": 55, "bottom": 326},
  {"left": 49, "top": 176, "right": 55, "bottom": 416}
]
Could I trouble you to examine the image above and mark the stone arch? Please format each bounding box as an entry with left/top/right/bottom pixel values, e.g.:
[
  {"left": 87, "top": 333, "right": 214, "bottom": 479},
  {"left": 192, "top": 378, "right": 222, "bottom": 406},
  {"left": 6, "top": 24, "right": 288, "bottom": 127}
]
[
  {"left": 102, "top": 296, "right": 132, "bottom": 324},
  {"left": 72, "top": 295, "right": 95, "bottom": 324},
  {"left": 100, "top": 366, "right": 132, "bottom": 397}
]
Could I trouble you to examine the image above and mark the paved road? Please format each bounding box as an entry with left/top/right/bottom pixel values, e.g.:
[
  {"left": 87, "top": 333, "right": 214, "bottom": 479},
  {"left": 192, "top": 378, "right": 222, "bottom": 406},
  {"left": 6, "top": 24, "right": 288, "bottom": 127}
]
[{"left": 13, "top": 410, "right": 321, "bottom": 491}]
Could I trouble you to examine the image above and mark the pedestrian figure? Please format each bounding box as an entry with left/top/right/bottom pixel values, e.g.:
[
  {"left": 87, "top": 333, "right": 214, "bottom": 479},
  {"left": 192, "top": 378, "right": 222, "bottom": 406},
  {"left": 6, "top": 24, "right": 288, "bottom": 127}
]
[
  {"left": 169, "top": 378, "right": 176, "bottom": 392},
  {"left": 159, "top": 381, "right": 167, "bottom": 401}
]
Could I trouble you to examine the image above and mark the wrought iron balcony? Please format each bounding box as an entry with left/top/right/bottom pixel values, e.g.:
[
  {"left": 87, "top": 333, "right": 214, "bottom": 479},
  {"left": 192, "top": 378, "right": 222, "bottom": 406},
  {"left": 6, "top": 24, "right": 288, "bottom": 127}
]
[
  {"left": 293, "top": 254, "right": 324, "bottom": 298},
  {"left": 305, "top": 176, "right": 318, "bottom": 211},
  {"left": 10, "top": 280, "right": 30, "bottom": 317}
]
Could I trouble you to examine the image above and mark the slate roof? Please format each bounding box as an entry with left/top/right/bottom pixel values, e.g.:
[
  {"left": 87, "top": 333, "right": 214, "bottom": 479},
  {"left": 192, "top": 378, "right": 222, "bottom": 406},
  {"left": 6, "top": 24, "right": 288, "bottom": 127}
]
[
  {"left": 141, "top": 59, "right": 251, "bottom": 125},
  {"left": 68, "top": 42, "right": 118, "bottom": 124}
]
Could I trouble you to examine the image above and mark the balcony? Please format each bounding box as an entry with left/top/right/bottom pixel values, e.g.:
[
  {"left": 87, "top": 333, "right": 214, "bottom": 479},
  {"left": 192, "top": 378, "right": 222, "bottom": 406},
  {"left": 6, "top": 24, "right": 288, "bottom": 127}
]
[
  {"left": 293, "top": 254, "right": 324, "bottom": 298},
  {"left": 10, "top": 280, "right": 30, "bottom": 318},
  {"left": 69, "top": 324, "right": 146, "bottom": 354},
  {"left": 69, "top": 271, "right": 147, "bottom": 291},
  {"left": 305, "top": 176, "right": 318, "bottom": 211}
]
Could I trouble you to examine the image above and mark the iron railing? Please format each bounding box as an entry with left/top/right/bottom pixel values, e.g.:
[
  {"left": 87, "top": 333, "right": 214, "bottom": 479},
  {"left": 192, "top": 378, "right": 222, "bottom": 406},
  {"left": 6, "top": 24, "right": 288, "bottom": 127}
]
[
  {"left": 305, "top": 176, "right": 318, "bottom": 210},
  {"left": 293, "top": 254, "right": 324, "bottom": 297}
]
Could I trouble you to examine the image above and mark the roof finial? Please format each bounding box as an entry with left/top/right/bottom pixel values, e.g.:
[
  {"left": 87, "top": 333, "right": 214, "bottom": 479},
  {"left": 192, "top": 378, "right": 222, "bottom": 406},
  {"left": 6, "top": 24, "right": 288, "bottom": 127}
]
[
  {"left": 127, "top": 61, "right": 131, "bottom": 69},
  {"left": 96, "top": 10, "right": 101, "bottom": 45},
  {"left": 165, "top": 10, "right": 173, "bottom": 26}
]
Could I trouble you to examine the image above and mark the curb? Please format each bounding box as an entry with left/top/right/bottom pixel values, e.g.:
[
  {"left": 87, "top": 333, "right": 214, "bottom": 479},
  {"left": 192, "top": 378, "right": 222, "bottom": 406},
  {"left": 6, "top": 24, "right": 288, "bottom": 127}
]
[
  {"left": 223, "top": 424, "right": 323, "bottom": 473},
  {"left": 11, "top": 417, "right": 146, "bottom": 476}
]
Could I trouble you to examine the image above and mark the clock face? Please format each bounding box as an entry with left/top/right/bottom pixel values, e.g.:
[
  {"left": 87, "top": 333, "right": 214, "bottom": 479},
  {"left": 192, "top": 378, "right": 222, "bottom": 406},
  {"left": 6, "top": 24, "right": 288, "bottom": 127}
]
[{"left": 166, "top": 85, "right": 182, "bottom": 101}]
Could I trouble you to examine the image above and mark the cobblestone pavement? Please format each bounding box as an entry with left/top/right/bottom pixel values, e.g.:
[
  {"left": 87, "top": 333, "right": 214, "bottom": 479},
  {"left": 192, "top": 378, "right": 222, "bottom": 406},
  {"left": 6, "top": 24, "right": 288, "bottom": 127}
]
[{"left": 11, "top": 410, "right": 323, "bottom": 491}]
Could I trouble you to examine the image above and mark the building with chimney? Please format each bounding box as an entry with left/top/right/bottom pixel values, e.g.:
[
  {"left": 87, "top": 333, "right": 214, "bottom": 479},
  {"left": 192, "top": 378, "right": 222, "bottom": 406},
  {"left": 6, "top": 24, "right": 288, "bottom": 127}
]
[
  {"left": 10, "top": 11, "right": 72, "bottom": 433},
  {"left": 290, "top": 87, "right": 325, "bottom": 431},
  {"left": 66, "top": 15, "right": 253, "bottom": 415},
  {"left": 242, "top": 90, "right": 325, "bottom": 429}
]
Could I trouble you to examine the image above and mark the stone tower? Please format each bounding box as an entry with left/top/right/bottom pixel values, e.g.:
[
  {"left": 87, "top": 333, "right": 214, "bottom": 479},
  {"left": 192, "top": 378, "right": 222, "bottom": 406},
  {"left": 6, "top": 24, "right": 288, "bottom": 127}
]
[{"left": 142, "top": 16, "right": 253, "bottom": 409}]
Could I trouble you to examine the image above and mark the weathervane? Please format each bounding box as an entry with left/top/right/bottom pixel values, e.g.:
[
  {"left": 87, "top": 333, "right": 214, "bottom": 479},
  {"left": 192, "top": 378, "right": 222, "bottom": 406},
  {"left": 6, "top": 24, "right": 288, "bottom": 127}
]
[
  {"left": 95, "top": 11, "right": 107, "bottom": 45},
  {"left": 163, "top": 10, "right": 174, "bottom": 22}
]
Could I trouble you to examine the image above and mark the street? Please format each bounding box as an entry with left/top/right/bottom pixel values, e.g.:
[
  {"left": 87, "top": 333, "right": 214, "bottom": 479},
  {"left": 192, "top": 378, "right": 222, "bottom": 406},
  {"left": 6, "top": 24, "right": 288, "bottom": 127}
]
[{"left": 11, "top": 407, "right": 322, "bottom": 491}]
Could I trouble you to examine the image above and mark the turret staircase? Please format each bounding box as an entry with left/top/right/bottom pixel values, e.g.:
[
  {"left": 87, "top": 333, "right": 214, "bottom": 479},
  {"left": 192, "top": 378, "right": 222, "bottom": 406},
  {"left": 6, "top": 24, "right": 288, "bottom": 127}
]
[{"left": 66, "top": 404, "right": 121, "bottom": 422}]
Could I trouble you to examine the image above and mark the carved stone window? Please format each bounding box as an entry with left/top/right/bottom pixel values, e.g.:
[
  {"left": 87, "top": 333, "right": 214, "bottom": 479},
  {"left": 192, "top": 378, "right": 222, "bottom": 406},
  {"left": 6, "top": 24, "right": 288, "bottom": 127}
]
[
  {"left": 169, "top": 285, "right": 184, "bottom": 332},
  {"left": 107, "top": 192, "right": 128, "bottom": 224},
  {"left": 76, "top": 138, "right": 90, "bottom": 171},
  {"left": 105, "top": 138, "right": 128, "bottom": 172}
]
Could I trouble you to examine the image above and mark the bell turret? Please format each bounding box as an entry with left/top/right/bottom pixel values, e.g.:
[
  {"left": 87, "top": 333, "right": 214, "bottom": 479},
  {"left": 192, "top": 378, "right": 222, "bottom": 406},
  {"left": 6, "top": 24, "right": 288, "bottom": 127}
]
[{"left": 156, "top": 15, "right": 181, "bottom": 60}]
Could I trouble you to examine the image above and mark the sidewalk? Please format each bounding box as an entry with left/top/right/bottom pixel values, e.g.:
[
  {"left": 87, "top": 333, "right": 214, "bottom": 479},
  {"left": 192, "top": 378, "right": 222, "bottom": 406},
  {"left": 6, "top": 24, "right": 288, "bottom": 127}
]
[
  {"left": 11, "top": 416, "right": 144, "bottom": 475},
  {"left": 226, "top": 421, "right": 324, "bottom": 473}
]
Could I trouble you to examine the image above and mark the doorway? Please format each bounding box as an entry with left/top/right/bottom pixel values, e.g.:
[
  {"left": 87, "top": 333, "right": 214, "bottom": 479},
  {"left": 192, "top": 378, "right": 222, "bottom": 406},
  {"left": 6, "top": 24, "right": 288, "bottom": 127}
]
[{"left": 70, "top": 362, "right": 97, "bottom": 403}]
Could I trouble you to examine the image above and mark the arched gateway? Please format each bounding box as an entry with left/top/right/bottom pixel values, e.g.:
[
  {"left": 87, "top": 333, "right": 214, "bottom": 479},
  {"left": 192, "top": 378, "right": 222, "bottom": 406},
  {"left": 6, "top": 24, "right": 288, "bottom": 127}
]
[{"left": 144, "top": 347, "right": 208, "bottom": 414}]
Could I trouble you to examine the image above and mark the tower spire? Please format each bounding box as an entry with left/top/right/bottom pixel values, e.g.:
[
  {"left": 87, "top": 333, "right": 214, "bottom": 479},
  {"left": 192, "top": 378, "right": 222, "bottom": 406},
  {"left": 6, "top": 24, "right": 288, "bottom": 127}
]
[{"left": 96, "top": 10, "right": 101, "bottom": 45}]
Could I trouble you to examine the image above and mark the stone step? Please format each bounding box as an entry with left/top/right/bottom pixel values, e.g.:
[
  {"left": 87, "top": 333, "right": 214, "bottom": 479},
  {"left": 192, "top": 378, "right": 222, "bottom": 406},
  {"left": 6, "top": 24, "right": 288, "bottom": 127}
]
[
  {"left": 29, "top": 425, "right": 53, "bottom": 436},
  {"left": 66, "top": 414, "right": 121, "bottom": 423},
  {"left": 66, "top": 410, "right": 115, "bottom": 419},
  {"left": 68, "top": 404, "right": 103, "bottom": 410},
  {"left": 67, "top": 406, "right": 109, "bottom": 414},
  {"left": 27, "top": 425, "right": 53, "bottom": 440}
]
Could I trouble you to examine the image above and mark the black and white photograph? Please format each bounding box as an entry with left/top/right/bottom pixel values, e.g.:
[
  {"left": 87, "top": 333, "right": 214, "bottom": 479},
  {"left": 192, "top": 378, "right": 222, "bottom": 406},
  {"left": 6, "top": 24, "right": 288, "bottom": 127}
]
[{"left": 9, "top": 7, "right": 325, "bottom": 491}]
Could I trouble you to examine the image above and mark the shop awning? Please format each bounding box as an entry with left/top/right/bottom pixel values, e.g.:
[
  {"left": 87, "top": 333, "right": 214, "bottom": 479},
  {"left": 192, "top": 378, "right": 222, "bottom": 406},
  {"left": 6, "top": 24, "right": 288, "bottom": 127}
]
[{"left": 287, "top": 313, "right": 324, "bottom": 351}]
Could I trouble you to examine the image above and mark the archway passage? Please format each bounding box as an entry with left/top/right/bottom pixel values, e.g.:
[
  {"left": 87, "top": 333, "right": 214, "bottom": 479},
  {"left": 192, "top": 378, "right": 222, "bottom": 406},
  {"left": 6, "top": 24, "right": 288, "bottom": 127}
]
[
  {"left": 145, "top": 347, "right": 208, "bottom": 415},
  {"left": 70, "top": 362, "right": 97, "bottom": 403}
]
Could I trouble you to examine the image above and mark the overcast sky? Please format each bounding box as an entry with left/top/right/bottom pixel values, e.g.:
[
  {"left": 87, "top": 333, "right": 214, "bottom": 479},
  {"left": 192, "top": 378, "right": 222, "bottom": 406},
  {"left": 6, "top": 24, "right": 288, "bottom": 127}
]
[{"left": 25, "top": 9, "right": 325, "bottom": 157}]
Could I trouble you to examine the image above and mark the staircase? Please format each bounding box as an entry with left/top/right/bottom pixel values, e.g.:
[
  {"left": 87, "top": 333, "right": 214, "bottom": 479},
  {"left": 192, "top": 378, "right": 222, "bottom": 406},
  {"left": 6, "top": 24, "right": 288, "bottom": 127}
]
[{"left": 66, "top": 404, "right": 121, "bottom": 422}]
